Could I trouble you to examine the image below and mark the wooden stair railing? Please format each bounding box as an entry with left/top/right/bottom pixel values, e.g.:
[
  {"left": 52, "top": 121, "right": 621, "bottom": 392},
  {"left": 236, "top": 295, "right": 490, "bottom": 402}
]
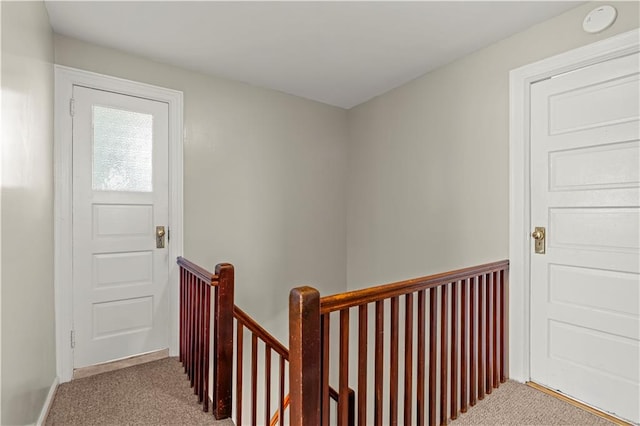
[
  {"left": 179, "top": 256, "right": 354, "bottom": 425},
  {"left": 235, "top": 305, "right": 354, "bottom": 426},
  {"left": 178, "top": 257, "right": 233, "bottom": 419},
  {"left": 289, "top": 259, "right": 510, "bottom": 426},
  {"left": 234, "top": 305, "right": 290, "bottom": 426}
]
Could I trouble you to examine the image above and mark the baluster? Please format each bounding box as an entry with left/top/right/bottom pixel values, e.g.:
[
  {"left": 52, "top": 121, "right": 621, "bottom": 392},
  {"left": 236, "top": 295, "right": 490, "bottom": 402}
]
[
  {"left": 358, "top": 304, "right": 368, "bottom": 426},
  {"left": 428, "top": 287, "right": 437, "bottom": 426},
  {"left": 478, "top": 275, "right": 485, "bottom": 401},
  {"left": 374, "top": 301, "right": 384, "bottom": 426},
  {"left": 451, "top": 281, "right": 458, "bottom": 420},
  {"left": 321, "top": 314, "right": 331, "bottom": 426},
  {"left": 440, "top": 285, "right": 449, "bottom": 426},
  {"left": 339, "top": 309, "right": 350, "bottom": 426},
  {"left": 485, "top": 273, "right": 492, "bottom": 394},
  {"left": 390, "top": 296, "right": 399, "bottom": 426},
  {"left": 404, "top": 293, "right": 414, "bottom": 426},
  {"left": 251, "top": 334, "right": 258, "bottom": 426},
  {"left": 461, "top": 278, "right": 468, "bottom": 413},
  {"left": 417, "top": 290, "right": 426, "bottom": 426},
  {"left": 279, "top": 355, "right": 286, "bottom": 426},
  {"left": 236, "top": 322, "right": 243, "bottom": 425},
  {"left": 348, "top": 388, "right": 356, "bottom": 426},
  {"left": 265, "top": 346, "right": 272, "bottom": 426}
]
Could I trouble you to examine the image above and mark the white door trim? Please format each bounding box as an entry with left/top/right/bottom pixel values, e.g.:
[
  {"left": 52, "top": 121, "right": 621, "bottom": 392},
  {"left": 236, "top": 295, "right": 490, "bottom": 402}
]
[
  {"left": 54, "top": 66, "right": 184, "bottom": 382},
  {"left": 508, "top": 29, "right": 639, "bottom": 382}
]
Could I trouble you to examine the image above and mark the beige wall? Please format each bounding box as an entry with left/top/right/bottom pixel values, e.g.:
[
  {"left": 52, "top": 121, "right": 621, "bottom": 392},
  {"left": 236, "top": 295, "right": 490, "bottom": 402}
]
[
  {"left": 346, "top": 1, "right": 640, "bottom": 289},
  {"left": 1, "top": 1, "right": 56, "bottom": 424},
  {"left": 54, "top": 35, "right": 348, "bottom": 341}
]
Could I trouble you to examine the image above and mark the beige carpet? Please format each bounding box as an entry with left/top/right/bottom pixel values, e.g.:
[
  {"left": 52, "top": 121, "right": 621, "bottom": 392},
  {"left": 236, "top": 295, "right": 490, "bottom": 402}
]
[
  {"left": 451, "top": 381, "right": 614, "bottom": 426},
  {"left": 46, "top": 357, "right": 233, "bottom": 425},
  {"left": 46, "top": 357, "right": 616, "bottom": 425}
]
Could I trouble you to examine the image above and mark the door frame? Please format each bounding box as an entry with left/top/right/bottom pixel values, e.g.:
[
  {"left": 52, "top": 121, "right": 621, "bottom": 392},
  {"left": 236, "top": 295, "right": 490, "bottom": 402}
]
[
  {"left": 508, "top": 29, "right": 639, "bottom": 383},
  {"left": 54, "top": 66, "right": 184, "bottom": 382}
]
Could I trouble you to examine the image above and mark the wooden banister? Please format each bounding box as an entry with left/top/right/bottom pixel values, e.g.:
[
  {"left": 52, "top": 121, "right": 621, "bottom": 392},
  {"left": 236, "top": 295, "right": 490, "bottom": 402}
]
[
  {"left": 178, "top": 258, "right": 234, "bottom": 420},
  {"left": 320, "top": 260, "right": 509, "bottom": 313},
  {"left": 234, "top": 306, "right": 289, "bottom": 358},
  {"left": 179, "top": 256, "right": 508, "bottom": 426},
  {"left": 290, "top": 260, "right": 509, "bottom": 426},
  {"left": 177, "top": 256, "right": 218, "bottom": 284},
  {"left": 179, "top": 257, "right": 359, "bottom": 425}
]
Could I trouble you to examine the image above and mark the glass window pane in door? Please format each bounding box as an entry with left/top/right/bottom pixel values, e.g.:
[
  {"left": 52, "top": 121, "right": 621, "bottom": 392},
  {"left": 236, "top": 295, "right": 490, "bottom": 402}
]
[{"left": 92, "top": 106, "right": 153, "bottom": 192}]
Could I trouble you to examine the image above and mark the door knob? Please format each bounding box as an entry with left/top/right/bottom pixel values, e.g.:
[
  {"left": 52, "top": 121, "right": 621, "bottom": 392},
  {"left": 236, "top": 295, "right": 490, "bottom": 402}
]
[
  {"left": 156, "top": 226, "right": 166, "bottom": 248},
  {"left": 531, "top": 229, "right": 544, "bottom": 240},
  {"left": 531, "top": 226, "right": 545, "bottom": 254}
]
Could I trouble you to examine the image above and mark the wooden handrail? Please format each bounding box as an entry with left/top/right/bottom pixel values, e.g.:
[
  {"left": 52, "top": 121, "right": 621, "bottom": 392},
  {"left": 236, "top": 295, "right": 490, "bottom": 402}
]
[
  {"left": 320, "top": 259, "right": 509, "bottom": 313},
  {"left": 177, "top": 256, "right": 218, "bottom": 284},
  {"left": 234, "top": 306, "right": 289, "bottom": 359}
]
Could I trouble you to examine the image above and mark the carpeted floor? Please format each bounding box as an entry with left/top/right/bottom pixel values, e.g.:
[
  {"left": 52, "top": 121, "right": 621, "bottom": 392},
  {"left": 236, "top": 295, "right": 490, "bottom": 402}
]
[
  {"left": 45, "top": 358, "right": 233, "bottom": 426},
  {"left": 451, "top": 381, "right": 614, "bottom": 425},
  {"left": 46, "top": 357, "right": 615, "bottom": 425}
]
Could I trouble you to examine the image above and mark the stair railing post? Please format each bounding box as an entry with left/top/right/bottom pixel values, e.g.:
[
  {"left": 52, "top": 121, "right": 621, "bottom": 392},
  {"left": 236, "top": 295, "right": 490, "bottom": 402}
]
[
  {"left": 213, "top": 263, "right": 234, "bottom": 420},
  {"left": 289, "top": 286, "right": 321, "bottom": 426}
]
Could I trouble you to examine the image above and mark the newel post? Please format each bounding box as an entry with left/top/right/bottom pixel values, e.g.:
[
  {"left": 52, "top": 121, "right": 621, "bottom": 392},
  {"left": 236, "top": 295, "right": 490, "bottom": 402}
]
[
  {"left": 213, "top": 263, "right": 234, "bottom": 420},
  {"left": 289, "top": 286, "right": 321, "bottom": 426}
]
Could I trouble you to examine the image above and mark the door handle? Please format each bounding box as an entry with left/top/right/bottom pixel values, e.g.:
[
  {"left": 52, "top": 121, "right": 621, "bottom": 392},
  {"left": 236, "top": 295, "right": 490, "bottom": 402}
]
[
  {"left": 531, "top": 226, "right": 545, "bottom": 254},
  {"left": 156, "top": 226, "right": 166, "bottom": 249}
]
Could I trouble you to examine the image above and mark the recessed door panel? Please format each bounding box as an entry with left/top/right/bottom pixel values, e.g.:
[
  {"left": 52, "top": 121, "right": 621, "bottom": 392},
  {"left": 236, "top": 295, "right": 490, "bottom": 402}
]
[
  {"left": 93, "top": 251, "right": 153, "bottom": 289},
  {"left": 530, "top": 52, "right": 640, "bottom": 423},
  {"left": 73, "top": 86, "right": 169, "bottom": 369}
]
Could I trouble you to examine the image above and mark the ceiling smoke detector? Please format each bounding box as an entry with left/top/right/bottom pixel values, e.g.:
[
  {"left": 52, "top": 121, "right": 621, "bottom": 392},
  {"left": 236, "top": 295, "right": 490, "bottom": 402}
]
[{"left": 583, "top": 5, "right": 617, "bottom": 34}]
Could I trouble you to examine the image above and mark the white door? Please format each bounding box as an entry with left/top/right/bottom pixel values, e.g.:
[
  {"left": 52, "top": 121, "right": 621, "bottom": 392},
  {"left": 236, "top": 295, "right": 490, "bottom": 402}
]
[
  {"left": 72, "top": 86, "right": 170, "bottom": 369},
  {"left": 530, "top": 52, "right": 639, "bottom": 423}
]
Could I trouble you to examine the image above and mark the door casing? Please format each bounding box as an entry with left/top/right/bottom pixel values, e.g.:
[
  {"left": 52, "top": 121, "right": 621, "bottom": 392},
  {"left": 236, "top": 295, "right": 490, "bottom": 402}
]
[
  {"left": 54, "top": 66, "right": 184, "bottom": 382},
  {"left": 508, "top": 29, "right": 639, "bottom": 383}
]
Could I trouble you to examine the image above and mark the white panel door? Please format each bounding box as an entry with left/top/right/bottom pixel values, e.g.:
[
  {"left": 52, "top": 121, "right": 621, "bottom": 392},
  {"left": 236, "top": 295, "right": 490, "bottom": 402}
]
[
  {"left": 530, "top": 52, "right": 640, "bottom": 423},
  {"left": 72, "top": 86, "right": 170, "bottom": 369}
]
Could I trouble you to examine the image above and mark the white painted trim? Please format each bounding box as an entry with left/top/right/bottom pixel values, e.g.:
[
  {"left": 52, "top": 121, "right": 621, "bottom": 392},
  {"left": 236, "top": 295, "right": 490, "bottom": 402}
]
[
  {"left": 508, "top": 29, "right": 639, "bottom": 383},
  {"left": 54, "top": 66, "right": 184, "bottom": 383},
  {"left": 36, "top": 376, "right": 59, "bottom": 426}
]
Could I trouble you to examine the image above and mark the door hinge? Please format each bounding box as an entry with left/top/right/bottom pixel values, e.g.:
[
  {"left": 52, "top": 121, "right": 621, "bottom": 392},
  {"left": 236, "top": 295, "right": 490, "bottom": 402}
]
[
  {"left": 70, "top": 330, "right": 76, "bottom": 348},
  {"left": 167, "top": 227, "right": 170, "bottom": 242},
  {"left": 69, "top": 98, "right": 75, "bottom": 117}
]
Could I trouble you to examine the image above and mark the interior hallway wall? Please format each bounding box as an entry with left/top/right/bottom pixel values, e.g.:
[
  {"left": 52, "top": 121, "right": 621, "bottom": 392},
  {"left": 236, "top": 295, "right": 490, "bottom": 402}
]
[
  {"left": 54, "top": 35, "right": 348, "bottom": 343},
  {"left": 346, "top": 1, "right": 639, "bottom": 289},
  {"left": 1, "top": 1, "right": 57, "bottom": 424}
]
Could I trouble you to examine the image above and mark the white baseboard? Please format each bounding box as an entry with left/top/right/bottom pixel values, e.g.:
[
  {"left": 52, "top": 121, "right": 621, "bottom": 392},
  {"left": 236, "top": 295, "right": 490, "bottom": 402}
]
[{"left": 36, "top": 376, "right": 59, "bottom": 426}]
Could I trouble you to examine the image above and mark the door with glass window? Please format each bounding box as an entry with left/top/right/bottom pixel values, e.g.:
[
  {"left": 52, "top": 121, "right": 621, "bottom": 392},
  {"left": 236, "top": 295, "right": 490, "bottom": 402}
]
[{"left": 72, "top": 86, "right": 170, "bottom": 369}]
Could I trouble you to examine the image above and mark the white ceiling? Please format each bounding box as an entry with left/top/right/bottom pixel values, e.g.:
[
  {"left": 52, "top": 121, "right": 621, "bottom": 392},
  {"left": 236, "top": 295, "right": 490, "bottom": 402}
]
[{"left": 45, "top": 1, "right": 582, "bottom": 109}]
